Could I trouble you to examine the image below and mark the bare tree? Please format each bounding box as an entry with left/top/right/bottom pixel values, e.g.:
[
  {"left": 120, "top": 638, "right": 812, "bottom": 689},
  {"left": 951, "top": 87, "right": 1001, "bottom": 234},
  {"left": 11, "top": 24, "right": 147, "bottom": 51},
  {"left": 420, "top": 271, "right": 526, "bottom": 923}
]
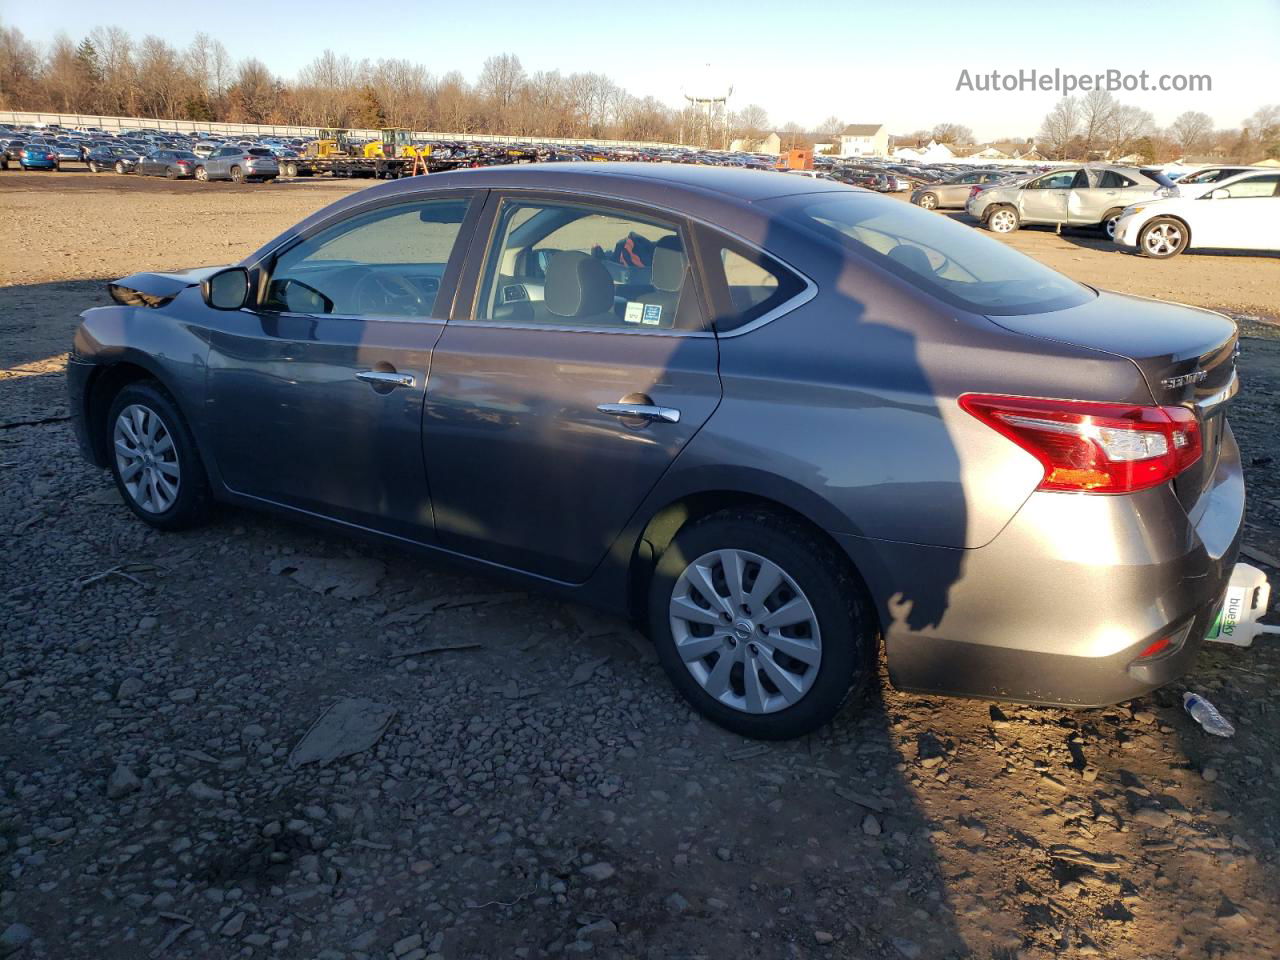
[
  {"left": 1169, "top": 110, "right": 1214, "bottom": 157},
  {"left": 1038, "top": 97, "right": 1081, "bottom": 158},
  {"left": 1078, "top": 89, "right": 1118, "bottom": 156},
  {"left": 730, "top": 103, "right": 769, "bottom": 147},
  {"left": 931, "top": 122, "right": 973, "bottom": 144},
  {"left": 1102, "top": 103, "right": 1154, "bottom": 159}
]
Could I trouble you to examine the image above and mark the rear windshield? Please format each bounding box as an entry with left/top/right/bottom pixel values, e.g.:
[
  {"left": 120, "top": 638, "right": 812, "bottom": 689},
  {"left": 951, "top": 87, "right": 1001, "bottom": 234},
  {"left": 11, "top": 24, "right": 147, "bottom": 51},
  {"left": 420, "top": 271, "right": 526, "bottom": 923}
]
[
  {"left": 1138, "top": 168, "right": 1177, "bottom": 188},
  {"left": 782, "top": 194, "right": 1094, "bottom": 315},
  {"left": 247, "top": 148, "right": 275, "bottom": 157}
]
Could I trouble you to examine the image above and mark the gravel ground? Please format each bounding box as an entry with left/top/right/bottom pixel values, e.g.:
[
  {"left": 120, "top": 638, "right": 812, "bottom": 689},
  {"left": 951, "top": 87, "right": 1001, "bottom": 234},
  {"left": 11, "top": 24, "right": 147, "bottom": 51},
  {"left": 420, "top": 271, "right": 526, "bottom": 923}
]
[{"left": 3, "top": 170, "right": 1280, "bottom": 960}]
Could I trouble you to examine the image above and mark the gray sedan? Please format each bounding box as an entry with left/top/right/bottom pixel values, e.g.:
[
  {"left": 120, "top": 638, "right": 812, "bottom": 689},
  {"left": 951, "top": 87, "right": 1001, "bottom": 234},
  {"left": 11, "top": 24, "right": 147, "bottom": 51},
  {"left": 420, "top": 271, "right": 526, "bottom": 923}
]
[
  {"left": 68, "top": 165, "right": 1244, "bottom": 739},
  {"left": 912, "top": 169, "right": 1013, "bottom": 209}
]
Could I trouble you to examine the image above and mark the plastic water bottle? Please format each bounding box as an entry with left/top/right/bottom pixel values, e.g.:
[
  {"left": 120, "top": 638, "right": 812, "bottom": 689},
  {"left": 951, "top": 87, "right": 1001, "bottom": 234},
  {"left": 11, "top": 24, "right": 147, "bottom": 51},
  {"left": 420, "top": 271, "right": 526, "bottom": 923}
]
[{"left": 1183, "top": 692, "right": 1235, "bottom": 738}]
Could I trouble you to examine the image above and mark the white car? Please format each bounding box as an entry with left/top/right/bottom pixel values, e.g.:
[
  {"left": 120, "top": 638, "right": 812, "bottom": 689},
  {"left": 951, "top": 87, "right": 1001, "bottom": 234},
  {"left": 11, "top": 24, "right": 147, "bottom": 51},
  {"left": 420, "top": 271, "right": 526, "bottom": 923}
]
[{"left": 1113, "top": 169, "right": 1280, "bottom": 258}]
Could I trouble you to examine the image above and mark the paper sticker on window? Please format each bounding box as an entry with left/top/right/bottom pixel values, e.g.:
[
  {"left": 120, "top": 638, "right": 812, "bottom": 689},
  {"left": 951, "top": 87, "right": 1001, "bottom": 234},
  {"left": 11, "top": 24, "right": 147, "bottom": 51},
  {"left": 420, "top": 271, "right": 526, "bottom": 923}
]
[
  {"left": 641, "top": 304, "right": 662, "bottom": 326},
  {"left": 624, "top": 302, "right": 644, "bottom": 324}
]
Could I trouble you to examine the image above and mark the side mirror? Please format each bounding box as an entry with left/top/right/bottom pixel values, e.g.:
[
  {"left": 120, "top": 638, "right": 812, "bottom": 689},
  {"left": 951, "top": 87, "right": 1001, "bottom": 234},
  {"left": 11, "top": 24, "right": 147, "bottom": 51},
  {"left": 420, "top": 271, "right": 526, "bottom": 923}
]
[
  {"left": 202, "top": 266, "right": 250, "bottom": 310},
  {"left": 1209, "top": 188, "right": 1230, "bottom": 200}
]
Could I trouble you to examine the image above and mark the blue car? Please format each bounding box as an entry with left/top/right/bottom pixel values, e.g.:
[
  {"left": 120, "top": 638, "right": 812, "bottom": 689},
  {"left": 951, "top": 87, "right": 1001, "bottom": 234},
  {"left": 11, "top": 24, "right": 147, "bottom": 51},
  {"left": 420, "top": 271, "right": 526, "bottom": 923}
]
[{"left": 19, "top": 145, "right": 59, "bottom": 170}]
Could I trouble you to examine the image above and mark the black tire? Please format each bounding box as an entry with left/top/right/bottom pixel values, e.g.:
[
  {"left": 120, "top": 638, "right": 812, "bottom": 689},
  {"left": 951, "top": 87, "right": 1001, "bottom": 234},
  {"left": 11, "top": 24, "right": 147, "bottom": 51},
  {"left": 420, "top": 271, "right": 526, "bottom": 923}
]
[
  {"left": 283, "top": 161, "right": 298, "bottom": 178},
  {"left": 230, "top": 165, "right": 244, "bottom": 183},
  {"left": 1099, "top": 207, "right": 1124, "bottom": 240},
  {"left": 165, "top": 166, "right": 178, "bottom": 180},
  {"left": 1138, "top": 216, "right": 1189, "bottom": 259},
  {"left": 88, "top": 160, "right": 99, "bottom": 174},
  {"left": 194, "top": 165, "right": 208, "bottom": 182},
  {"left": 105, "top": 381, "right": 212, "bottom": 531},
  {"left": 115, "top": 160, "right": 126, "bottom": 174},
  {"left": 647, "top": 509, "right": 877, "bottom": 740},
  {"left": 917, "top": 192, "right": 939, "bottom": 210}
]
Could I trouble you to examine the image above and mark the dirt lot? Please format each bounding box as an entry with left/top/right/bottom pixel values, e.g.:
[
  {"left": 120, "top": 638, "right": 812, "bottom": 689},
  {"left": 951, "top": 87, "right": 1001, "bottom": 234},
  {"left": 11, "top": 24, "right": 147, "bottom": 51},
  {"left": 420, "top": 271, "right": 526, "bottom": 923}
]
[{"left": 2, "top": 168, "right": 1280, "bottom": 960}]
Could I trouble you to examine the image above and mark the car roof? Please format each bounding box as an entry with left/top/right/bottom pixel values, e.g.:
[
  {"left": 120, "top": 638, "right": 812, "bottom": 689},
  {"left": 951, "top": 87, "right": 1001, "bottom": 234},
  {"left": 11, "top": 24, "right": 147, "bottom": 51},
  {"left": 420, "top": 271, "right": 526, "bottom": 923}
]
[{"left": 380, "top": 162, "right": 848, "bottom": 204}]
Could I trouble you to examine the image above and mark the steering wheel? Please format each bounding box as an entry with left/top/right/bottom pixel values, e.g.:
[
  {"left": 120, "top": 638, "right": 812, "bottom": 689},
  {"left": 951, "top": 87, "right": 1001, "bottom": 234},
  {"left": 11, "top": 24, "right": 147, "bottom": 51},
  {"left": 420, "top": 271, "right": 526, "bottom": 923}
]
[{"left": 353, "top": 271, "right": 424, "bottom": 314}]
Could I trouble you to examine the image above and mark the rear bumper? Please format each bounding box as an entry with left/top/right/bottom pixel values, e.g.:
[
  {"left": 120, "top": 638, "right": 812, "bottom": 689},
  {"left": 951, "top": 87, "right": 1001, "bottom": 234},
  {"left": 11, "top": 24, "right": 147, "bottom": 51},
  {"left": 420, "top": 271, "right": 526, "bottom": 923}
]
[{"left": 837, "top": 424, "right": 1245, "bottom": 707}]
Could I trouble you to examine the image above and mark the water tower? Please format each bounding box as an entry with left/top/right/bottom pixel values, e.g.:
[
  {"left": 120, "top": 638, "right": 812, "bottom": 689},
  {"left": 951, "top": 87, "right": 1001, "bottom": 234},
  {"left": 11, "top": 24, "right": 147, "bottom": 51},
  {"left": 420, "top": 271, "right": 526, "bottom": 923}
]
[{"left": 680, "top": 64, "right": 733, "bottom": 150}]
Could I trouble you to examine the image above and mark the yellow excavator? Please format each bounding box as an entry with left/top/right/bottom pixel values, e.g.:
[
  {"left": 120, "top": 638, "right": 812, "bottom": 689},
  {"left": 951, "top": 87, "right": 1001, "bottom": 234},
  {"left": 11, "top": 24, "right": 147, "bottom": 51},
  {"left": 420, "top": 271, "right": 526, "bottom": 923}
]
[
  {"left": 305, "top": 129, "right": 353, "bottom": 158},
  {"left": 363, "top": 128, "right": 431, "bottom": 161}
]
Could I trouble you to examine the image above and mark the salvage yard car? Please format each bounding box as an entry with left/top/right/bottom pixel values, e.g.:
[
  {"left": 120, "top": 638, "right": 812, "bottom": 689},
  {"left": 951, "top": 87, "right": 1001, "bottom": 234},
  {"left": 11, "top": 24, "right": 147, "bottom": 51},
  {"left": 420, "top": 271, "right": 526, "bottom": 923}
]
[
  {"left": 68, "top": 164, "right": 1244, "bottom": 739},
  {"left": 969, "top": 164, "right": 1177, "bottom": 238},
  {"left": 1114, "top": 169, "right": 1280, "bottom": 258},
  {"left": 196, "top": 146, "right": 279, "bottom": 183},
  {"left": 912, "top": 169, "right": 1013, "bottom": 210}
]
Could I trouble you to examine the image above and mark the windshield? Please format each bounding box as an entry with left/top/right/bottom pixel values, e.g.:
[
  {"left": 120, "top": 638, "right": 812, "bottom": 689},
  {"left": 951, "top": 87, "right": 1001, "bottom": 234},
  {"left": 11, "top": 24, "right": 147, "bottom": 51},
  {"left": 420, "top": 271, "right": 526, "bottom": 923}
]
[{"left": 782, "top": 193, "right": 1095, "bottom": 315}]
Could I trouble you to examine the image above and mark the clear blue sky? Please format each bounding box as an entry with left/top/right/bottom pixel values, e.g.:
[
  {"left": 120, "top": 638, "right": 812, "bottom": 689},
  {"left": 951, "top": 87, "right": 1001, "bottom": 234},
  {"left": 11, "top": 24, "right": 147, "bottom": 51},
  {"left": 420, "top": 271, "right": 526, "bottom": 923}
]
[{"left": 6, "top": 0, "right": 1277, "bottom": 139}]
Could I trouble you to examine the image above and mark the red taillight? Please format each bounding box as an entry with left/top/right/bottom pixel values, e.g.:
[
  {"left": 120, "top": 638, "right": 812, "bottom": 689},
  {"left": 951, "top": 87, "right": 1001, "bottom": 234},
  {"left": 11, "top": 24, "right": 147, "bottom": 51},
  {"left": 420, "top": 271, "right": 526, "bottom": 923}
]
[
  {"left": 968, "top": 185, "right": 983, "bottom": 198},
  {"left": 960, "top": 394, "right": 1202, "bottom": 494},
  {"left": 1137, "top": 635, "right": 1173, "bottom": 658}
]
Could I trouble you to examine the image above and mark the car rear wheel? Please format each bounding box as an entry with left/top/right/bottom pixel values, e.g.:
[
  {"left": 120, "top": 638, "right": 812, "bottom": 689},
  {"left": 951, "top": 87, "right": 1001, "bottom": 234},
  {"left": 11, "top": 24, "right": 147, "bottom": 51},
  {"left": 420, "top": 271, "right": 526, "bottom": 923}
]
[
  {"left": 230, "top": 165, "right": 245, "bottom": 183},
  {"left": 195, "top": 165, "right": 208, "bottom": 182},
  {"left": 917, "top": 192, "right": 938, "bottom": 210},
  {"left": 88, "top": 160, "right": 99, "bottom": 173},
  {"left": 647, "top": 509, "right": 876, "bottom": 740},
  {"left": 986, "top": 206, "right": 1019, "bottom": 233},
  {"left": 114, "top": 160, "right": 126, "bottom": 174},
  {"left": 165, "top": 166, "right": 178, "bottom": 179},
  {"left": 1100, "top": 208, "right": 1124, "bottom": 240},
  {"left": 106, "top": 382, "right": 211, "bottom": 531},
  {"left": 1139, "top": 217, "right": 1188, "bottom": 258}
]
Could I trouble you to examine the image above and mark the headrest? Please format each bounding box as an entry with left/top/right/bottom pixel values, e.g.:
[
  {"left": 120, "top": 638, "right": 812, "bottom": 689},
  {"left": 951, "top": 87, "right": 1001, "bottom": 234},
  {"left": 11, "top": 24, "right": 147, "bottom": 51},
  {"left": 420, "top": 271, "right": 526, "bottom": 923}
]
[
  {"left": 650, "top": 236, "right": 686, "bottom": 293},
  {"left": 545, "top": 252, "right": 615, "bottom": 318}
]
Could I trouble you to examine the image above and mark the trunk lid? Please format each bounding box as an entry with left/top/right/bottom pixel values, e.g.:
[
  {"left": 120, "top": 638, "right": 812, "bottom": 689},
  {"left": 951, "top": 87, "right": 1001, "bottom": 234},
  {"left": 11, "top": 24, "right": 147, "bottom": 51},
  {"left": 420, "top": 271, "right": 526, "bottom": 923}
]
[{"left": 986, "top": 290, "right": 1239, "bottom": 509}]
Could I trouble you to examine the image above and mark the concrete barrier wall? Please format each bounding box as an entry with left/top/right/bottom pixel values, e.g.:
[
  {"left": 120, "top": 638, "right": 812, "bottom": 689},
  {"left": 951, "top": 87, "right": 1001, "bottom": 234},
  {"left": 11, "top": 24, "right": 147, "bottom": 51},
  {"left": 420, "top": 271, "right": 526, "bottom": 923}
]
[{"left": 0, "top": 110, "right": 685, "bottom": 150}]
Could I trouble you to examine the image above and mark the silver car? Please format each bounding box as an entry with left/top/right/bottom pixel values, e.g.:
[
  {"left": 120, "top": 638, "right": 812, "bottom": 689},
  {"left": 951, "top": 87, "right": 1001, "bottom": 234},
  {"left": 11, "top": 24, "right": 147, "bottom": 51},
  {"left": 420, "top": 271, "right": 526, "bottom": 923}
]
[
  {"left": 969, "top": 164, "right": 1176, "bottom": 238},
  {"left": 195, "top": 146, "right": 279, "bottom": 183},
  {"left": 912, "top": 169, "right": 1013, "bottom": 210},
  {"left": 68, "top": 164, "right": 1244, "bottom": 740}
]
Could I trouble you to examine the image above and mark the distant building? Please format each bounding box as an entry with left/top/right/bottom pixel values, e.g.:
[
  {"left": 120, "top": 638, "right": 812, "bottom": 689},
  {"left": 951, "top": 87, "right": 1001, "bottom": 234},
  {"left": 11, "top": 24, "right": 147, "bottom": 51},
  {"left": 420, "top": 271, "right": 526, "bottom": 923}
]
[
  {"left": 729, "top": 132, "right": 781, "bottom": 155},
  {"left": 834, "top": 124, "right": 889, "bottom": 158},
  {"left": 893, "top": 139, "right": 955, "bottom": 163}
]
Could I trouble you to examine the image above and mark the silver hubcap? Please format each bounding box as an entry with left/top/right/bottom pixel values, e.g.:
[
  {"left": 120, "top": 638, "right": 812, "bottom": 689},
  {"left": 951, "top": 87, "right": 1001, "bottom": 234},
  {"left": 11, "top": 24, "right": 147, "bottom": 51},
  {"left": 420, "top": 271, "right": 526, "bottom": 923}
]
[
  {"left": 990, "top": 210, "right": 1015, "bottom": 232},
  {"left": 920, "top": 195, "right": 935, "bottom": 209},
  {"left": 113, "top": 404, "right": 180, "bottom": 514},
  {"left": 1105, "top": 216, "right": 1119, "bottom": 238},
  {"left": 669, "top": 549, "right": 822, "bottom": 715},
  {"left": 1144, "top": 223, "right": 1182, "bottom": 255}
]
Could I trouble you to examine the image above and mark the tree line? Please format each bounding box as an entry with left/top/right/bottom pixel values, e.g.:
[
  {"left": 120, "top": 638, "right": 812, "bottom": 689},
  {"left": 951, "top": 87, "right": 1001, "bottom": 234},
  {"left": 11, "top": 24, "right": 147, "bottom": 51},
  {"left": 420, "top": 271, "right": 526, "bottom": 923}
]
[
  {"left": 1034, "top": 90, "right": 1279, "bottom": 163},
  {"left": 0, "top": 23, "right": 777, "bottom": 145}
]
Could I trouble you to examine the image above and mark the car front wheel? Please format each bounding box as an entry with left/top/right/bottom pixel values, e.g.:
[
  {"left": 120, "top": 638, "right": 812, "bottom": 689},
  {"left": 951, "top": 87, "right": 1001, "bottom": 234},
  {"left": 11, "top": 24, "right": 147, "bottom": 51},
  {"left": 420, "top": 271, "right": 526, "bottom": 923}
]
[
  {"left": 115, "top": 161, "right": 126, "bottom": 174},
  {"left": 195, "top": 165, "right": 208, "bottom": 182},
  {"left": 648, "top": 509, "right": 876, "bottom": 740},
  {"left": 917, "top": 192, "right": 938, "bottom": 210},
  {"left": 1139, "top": 217, "right": 1188, "bottom": 258},
  {"left": 107, "top": 382, "right": 211, "bottom": 530},
  {"left": 230, "top": 165, "right": 245, "bottom": 183},
  {"left": 1100, "top": 208, "right": 1124, "bottom": 240}
]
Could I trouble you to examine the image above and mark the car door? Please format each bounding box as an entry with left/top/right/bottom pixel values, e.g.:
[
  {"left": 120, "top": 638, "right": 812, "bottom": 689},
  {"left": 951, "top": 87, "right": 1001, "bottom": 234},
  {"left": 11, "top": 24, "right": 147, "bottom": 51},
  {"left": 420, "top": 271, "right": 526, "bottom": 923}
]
[
  {"left": 1019, "top": 169, "right": 1076, "bottom": 223},
  {"left": 423, "top": 193, "right": 723, "bottom": 583},
  {"left": 203, "top": 191, "right": 484, "bottom": 540},
  {"left": 1191, "top": 173, "right": 1280, "bottom": 249}
]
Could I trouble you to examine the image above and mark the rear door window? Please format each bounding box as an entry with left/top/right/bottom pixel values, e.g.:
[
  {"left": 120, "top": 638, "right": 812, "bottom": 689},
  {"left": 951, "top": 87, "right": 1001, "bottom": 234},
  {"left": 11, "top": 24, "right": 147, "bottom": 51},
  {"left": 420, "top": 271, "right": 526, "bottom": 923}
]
[{"left": 696, "top": 236, "right": 807, "bottom": 333}]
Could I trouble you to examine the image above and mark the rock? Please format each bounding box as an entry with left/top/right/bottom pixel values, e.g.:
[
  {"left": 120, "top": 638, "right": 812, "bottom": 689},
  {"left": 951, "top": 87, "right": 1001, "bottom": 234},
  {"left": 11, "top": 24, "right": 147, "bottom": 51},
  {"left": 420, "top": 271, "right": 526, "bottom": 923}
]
[
  {"left": 1133, "top": 807, "right": 1173, "bottom": 829},
  {"left": 862, "top": 813, "right": 882, "bottom": 836},
  {"left": 288, "top": 698, "right": 396, "bottom": 768},
  {"left": 116, "top": 677, "right": 144, "bottom": 700},
  {"left": 106, "top": 764, "right": 140, "bottom": 800},
  {"left": 814, "top": 930, "right": 834, "bottom": 944},
  {"left": 268, "top": 556, "right": 385, "bottom": 600},
  {"left": 1202, "top": 767, "right": 1219, "bottom": 782},
  {"left": 393, "top": 933, "right": 423, "bottom": 955},
  {"left": 576, "top": 919, "right": 617, "bottom": 942},
  {"left": 580, "top": 862, "right": 615, "bottom": 882},
  {"left": 0, "top": 924, "right": 33, "bottom": 954},
  {"left": 138, "top": 615, "right": 158, "bottom": 632},
  {"left": 664, "top": 892, "right": 690, "bottom": 914},
  {"left": 892, "top": 937, "right": 922, "bottom": 959},
  {"left": 220, "top": 912, "right": 245, "bottom": 937},
  {"left": 169, "top": 688, "right": 197, "bottom": 703},
  {"left": 188, "top": 781, "right": 224, "bottom": 802}
]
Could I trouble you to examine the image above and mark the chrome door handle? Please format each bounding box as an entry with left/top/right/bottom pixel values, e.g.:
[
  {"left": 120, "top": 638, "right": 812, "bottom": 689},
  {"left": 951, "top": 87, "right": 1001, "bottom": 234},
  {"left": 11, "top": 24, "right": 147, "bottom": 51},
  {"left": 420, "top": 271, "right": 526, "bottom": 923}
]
[
  {"left": 597, "top": 402, "right": 681, "bottom": 424},
  {"left": 356, "top": 370, "right": 415, "bottom": 388}
]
